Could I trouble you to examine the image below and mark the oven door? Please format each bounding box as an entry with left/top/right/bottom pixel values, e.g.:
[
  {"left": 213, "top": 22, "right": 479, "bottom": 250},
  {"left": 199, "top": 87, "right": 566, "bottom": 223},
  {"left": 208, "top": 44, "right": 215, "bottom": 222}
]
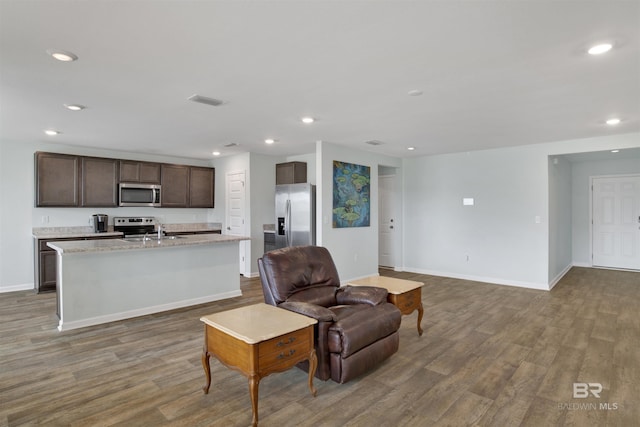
[{"left": 119, "top": 183, "right": 161, "bottom": 207}]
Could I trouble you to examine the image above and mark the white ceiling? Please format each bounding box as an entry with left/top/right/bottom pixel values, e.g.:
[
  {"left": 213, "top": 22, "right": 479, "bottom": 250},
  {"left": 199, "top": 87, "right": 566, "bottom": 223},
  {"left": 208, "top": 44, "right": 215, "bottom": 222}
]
[{"left": 1, "top": 1, "right": 638, "bottom": 160}]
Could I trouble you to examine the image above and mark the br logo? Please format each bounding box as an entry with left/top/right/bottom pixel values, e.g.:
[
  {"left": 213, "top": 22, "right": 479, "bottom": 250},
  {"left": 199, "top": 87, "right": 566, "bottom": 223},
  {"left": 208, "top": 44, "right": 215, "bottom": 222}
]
[{"left": 573, "top": 383, "right": 602, "bottom": 398}]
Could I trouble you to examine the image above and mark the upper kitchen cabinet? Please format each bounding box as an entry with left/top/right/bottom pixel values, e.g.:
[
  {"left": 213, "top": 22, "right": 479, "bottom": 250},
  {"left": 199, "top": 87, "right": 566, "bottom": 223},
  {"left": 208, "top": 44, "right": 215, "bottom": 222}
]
[
  {"left": 189, "top": 167, "right": 215, "bottom": 208},
  {"left": 161, "top": 164, "right": 190, "bottom": 207},
  {"left": 81, "top": 157, "right": 119, "bottom": 207},
  {"left": 161, "top": 164, "right": 215, "bottom": 208},
  {"left": 119, "top": 160, "right": 161, "bottom": 184},
  {"left": 35, "top": 152, "right": 80, "bottom": 207},
  {"left": 276, "top": 161, "right": 307, "bottom": 184}
]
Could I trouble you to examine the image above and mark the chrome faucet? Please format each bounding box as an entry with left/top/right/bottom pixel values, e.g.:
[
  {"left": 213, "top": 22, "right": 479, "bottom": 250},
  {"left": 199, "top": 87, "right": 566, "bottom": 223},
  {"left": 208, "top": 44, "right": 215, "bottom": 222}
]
[{"left": 157, "top": 224, "right": 163, "bottom": 240}]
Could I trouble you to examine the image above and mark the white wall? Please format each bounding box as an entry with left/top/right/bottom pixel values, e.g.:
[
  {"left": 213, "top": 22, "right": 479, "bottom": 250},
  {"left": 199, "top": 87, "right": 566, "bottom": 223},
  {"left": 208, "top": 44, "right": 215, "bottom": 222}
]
[
  {"left": 403, "top": 146, "right": 550, "bottom": 289},
  {"left": 570, "top": 156, "right": 640, "bottom": 266},
  {"left": 248, "top": 153, "right": 281, "bottom": 275},
  {"left": 402, "top": 132, "right": 640, "bottom": 290},
  {"left": 548, "top": 155, "right": 572, "bottom": 286},
  {"left": 0, "top": 139, "right": 214, "bottom": 291},
  {"left": 316, "top": 141, "right": 401, "bottom": 282}
]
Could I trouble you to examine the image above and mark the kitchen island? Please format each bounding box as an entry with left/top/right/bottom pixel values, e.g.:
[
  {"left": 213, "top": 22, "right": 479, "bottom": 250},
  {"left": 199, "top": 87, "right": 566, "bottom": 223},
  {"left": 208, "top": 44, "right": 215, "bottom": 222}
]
[{"left": 48, "top": 234, "right": 249, "bottom": 331}]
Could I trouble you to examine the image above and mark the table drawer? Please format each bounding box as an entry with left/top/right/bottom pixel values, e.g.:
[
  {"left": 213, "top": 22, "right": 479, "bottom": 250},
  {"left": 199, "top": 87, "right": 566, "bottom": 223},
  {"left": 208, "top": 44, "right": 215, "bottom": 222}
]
[
  {"left": 258, "top": 328, "right": 311, "bottom": 370},
  {"left": 390, "top": 290, "right": 420, "bottom": 315}
]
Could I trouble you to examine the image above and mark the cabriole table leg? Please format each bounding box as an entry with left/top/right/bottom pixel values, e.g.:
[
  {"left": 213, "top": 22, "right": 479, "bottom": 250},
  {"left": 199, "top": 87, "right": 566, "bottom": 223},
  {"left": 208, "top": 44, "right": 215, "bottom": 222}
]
[
  {"left": 249, "top": 374, "right": 260, "bottom": 426},
  {"left": 201, "top": 349, "right": 211, "bottom": 394},
  {"left": 308, "top": 349, "right": 318, "bottom": 397}
]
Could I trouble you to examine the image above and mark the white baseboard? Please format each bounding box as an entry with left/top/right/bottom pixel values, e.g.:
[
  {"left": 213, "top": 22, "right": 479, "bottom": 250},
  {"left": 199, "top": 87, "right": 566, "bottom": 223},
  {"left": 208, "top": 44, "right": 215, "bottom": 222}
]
[
  {"left": 58, "top": 290, "right": 242, "bottom": 332},
  {"left": 572, "top": 262, "right": 591, "bottom": 268},
  {"left": 401, "top": 267, "right": 550, "bottom": 291},
  {"left": 549, "top": 264, "right": 573, "bottom": 290},
  {"left": 0, "top": 283, "right": 34, "bottom": 293}
]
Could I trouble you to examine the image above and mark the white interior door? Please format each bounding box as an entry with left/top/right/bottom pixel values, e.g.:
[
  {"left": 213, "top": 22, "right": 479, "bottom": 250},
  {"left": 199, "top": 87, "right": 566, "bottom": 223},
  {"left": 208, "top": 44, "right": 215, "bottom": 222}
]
[
  {"left": 226, "top": 171, "right": 247, "bottom": 274},
  {"left": 592, "top": 175, "right": 640, "bottom": 270},
  {"left": 379, "top": 174, "right": 397, "bottom": 268}
]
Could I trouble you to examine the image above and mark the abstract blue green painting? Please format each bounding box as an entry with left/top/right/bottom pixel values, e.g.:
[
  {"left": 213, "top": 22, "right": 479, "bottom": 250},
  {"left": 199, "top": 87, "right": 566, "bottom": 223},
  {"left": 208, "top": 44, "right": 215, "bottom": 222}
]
[{"left": 332, "top": 160, "right": 370, "bottom": 228}]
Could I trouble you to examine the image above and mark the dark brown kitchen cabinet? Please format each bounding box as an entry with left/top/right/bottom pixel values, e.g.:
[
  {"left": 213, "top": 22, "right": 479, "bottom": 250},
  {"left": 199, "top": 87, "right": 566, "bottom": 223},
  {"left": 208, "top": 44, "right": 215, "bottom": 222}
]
[
  {"left": 34, "top": 235, "right": 119, "bottom": 295},
  {"left": 276, "top": 161, "right": 307, "bottom": 184},
  {"left": 119, "top": 160, "right": 161, "bottom": 184},
  {"left": 161, "top": 164, "right": 190, "bottom": 207},
  {"left": 35, "top": 152, "right": 80, "bottom": 207},
  {"left": 161, "top": 164, "right": 215, "bottom": 208},
  {"left": 189, "top": 167, "right": 215, "bottom": 208},
  {"left": 81, "top": 157, "right": 119, "bottom": 207}
]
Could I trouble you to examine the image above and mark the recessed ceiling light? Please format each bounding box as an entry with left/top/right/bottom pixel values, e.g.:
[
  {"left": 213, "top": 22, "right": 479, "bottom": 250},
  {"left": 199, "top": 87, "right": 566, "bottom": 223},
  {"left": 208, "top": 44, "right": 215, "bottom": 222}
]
[
  {"left": 606, "top": 118, "right": 621, "bottom": 125},
  {"left": 407, "top": 147, "right": 416, "bottom": 151},
  {"left": 265, "top": 138, "right": 275, "bottom": 144},
  {"left": 44, "top": 129, "right": 61, "bottom": 136},
  {"left": 301, "top": 117, "right": 315, "bottom": 124},
  {"left": 64, "top": 104, "right": 85, "bottom": 111},
  {"left": 611, "top": 149, "right": 620, "bottom": 153},
  {"left": 46, "top": 49, "right": 78, "bottom": 62},
  {"left": 212, "top": 151, "right": 221, "bottom": 156},
  {"left": 588, "top": 43, "right": 613, "bottom": 55}
]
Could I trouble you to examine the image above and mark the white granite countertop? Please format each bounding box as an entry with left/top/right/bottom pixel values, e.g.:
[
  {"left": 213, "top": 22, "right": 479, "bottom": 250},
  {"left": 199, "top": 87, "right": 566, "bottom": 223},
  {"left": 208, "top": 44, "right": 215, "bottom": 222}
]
[
  {"left": 47, "top": 234, "right": 249, "bottom": 254},
  {"left": 32, "top": 226, "right": 123, "bottom": 239},
  {"left": 33, "top": 223, "right": 222, "bottom": 239}
]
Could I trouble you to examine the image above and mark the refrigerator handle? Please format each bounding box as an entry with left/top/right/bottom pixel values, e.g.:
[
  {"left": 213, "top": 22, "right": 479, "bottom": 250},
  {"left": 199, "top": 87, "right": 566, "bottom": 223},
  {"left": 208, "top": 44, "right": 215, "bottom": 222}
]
[{"left": 285, "top": 199, "right": 291, "bottom": 246}]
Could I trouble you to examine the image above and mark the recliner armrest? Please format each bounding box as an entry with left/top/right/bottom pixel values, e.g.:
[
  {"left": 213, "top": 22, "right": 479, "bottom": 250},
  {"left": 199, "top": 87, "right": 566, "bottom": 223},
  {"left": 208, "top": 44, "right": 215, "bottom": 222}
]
[
  {"left": 336, "top": 285, "right": 388, "bottom": 306},
  {"left": 279, "top": 301, "right": 337, "bottom": 322}
]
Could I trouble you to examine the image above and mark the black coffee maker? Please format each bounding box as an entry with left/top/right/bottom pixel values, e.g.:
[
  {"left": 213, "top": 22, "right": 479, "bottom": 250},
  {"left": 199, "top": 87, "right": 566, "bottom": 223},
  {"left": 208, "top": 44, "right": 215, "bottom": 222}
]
[{"left": 93, "top": 214, "right": 108, "bottom": 233}]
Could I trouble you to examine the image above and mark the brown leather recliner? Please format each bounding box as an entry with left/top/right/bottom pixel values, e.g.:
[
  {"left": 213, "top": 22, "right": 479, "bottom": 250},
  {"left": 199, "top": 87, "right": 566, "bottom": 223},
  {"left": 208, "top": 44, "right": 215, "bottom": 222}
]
[{"left": 257, "top": 245, "right": 401, "bottom": 383}]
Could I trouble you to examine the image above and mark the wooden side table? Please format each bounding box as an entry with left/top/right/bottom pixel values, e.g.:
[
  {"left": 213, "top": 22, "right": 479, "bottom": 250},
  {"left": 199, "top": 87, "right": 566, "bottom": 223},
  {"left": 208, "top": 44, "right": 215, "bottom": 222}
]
[
  {"left": 200, "top": 303, "right": 318, "bottom": 426},
  {"left": 347, "top": 276, "right": 424, "bottom": 336}
]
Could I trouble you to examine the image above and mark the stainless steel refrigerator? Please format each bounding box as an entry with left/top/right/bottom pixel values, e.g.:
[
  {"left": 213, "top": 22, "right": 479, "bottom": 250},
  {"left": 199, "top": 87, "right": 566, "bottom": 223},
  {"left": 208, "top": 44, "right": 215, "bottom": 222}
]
[{"left": 275, "top": 183, "right": 316, "bottom": 249}]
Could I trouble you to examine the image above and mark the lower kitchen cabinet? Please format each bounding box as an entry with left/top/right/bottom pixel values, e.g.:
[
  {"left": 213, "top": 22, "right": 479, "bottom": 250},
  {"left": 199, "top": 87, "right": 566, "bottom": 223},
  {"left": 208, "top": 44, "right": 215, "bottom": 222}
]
[{"left": 34, "top": 235, "right": 119, "bottom": 294}]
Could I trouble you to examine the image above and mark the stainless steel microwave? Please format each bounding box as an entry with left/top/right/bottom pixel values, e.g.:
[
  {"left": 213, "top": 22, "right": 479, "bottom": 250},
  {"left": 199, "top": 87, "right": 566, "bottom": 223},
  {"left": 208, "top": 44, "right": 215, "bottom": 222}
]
[{"left": 119, "top": 183, "right": 161, "bottom": 207}]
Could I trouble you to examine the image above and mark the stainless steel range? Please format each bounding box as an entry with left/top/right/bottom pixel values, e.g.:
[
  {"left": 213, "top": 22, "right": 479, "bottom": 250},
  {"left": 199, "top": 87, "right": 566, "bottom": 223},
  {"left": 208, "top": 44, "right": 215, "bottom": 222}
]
[{"left": 113, "top": 216, "right": 156, "bottom": 237}]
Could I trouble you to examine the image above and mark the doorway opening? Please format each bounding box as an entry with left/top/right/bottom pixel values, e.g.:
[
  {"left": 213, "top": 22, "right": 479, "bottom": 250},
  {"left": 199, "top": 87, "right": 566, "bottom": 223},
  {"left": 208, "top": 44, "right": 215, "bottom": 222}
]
[
  {"left": 591, "top": 174, "right": 640, "bottom": 271},
  {"left": 378, "top": 166, "right": 399, "bottom": 269}
]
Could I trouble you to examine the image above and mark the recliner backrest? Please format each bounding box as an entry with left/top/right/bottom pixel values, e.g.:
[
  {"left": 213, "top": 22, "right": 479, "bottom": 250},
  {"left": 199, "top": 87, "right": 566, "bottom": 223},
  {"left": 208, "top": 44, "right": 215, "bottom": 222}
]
[{"left": 258, "top": 246, "right": 341, "bottom": 306}]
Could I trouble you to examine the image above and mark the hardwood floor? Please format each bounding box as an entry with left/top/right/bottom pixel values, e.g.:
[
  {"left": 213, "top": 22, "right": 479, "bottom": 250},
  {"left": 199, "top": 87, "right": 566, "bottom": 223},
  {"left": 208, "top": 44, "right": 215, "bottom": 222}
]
[{"left": 1, "top": 267, "right": 638, "bottom": 426}]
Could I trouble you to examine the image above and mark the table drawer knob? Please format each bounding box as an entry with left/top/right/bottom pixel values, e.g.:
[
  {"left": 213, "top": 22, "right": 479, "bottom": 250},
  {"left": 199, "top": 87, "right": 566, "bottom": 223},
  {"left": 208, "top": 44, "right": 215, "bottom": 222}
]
[
  {"left": 277, "top": 349, "right": 296, "bottom": 359},
  {"left": 277, "top": 337, "right": 296, "bottom": 347}
]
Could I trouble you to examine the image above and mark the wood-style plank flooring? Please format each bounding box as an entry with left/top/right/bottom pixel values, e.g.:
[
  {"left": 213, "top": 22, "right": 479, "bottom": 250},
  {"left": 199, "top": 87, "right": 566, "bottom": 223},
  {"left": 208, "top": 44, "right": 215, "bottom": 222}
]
[{"left": 1, "top": 267, "right": 639, "bottom": 426}]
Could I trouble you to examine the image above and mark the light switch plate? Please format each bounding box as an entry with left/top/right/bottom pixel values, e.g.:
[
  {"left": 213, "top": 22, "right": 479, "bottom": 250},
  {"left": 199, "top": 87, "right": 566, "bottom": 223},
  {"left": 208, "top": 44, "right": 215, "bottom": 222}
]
[{"left": 463, "top": 198, "right": 474, "bottom": 206}]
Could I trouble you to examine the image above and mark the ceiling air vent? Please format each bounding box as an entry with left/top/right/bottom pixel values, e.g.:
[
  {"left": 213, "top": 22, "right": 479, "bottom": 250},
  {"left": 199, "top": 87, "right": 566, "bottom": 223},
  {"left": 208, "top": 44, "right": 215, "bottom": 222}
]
[
  {"left": 364, "top": 140, "right": 384, "bottom": 146},
  {"left": 188, "top": 94, "right": 225, "bottom": 107},
  {"left": 224, "top": 142, "right": 239, "bottom": 147}
]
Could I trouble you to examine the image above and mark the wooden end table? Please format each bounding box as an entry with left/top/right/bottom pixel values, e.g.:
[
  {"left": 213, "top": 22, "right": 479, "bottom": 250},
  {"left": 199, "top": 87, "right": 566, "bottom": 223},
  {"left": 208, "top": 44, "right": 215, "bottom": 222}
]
[
  {"left": 200, "top": 303, "right": 318, "bottom": 426},
  {"left": 347, "top": 276, "right": 424, "bottom": 336}
]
